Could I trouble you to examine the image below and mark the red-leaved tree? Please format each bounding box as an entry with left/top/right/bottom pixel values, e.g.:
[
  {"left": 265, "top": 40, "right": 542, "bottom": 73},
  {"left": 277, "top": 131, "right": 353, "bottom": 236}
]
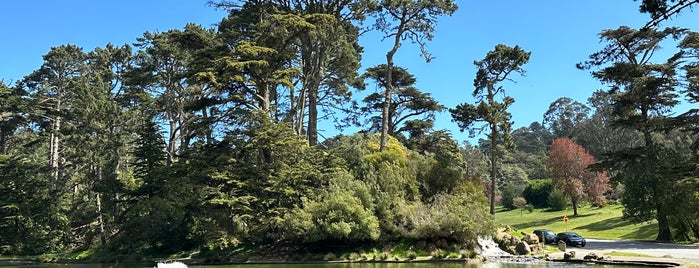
[{"left": 548, "top": 138, "right": 610, "bottom": 215}]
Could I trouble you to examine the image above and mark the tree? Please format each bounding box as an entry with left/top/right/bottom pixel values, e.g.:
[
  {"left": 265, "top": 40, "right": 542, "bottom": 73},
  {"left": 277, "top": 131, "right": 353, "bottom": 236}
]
[
  {"left": 512, "top": 122, "right": 553, "bottom": 155},
  {"left": 543, "top": 97, "right": 590, "bottom": 139},
  {"left": 513, "top": 197, "right": 528, "bottom": 215},
  {"left": 372, "top": 0, "right": 457, "bottom": 150},
  {"left": 130, "top": 24, "right": 220, "bottom": 165},
  {"left": 211, "top": 1, "right": 368, "bottom": 146},
  {"left": 21, "top": 45, "right": 87, "bottom": 195},
  {"left": 576, "top": 90, "right": 643, "bottom": 159},
  {"left": 284, "top": 1, "right": 365, "bottom": 146},
  {"left": 360, "top": 64, "right": 444, "bottom": 140},
  {"left": 547, "top": 138, "right": 610, "bottom": 216},
  {"left": 0, "top": 82, "right": 27, "bottom": 154},
  {"left": 450, "top": 44, "right": 531, "bottom": 215},
  {"left": 637, "top": 0, "right": 699, "bottom": 27},
  {"left": 579, "top": 26, "right": 686, "bottom": 241}
]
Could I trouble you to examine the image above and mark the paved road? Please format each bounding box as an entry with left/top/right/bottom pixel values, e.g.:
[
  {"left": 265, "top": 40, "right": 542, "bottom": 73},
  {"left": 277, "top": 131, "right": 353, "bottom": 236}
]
[{"left": 573, "top": 239, "right": 699, "bottom": 260}]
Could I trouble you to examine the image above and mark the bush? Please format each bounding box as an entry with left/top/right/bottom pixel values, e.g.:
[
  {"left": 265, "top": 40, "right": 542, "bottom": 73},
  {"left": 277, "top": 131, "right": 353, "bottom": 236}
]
[
  {"left": 430, "top": 249, "right": 446, "bottom": 259},
  {"left": 323, "top": 252, "right": 337, "bottom": 261},
  {"left": 407, "top": 250, "right": 418, "bottom": 260},
  {"left": 501, "top": 184, "right": 525, "bottom": 210},
  {"left": 524, "top": 204, "right": 534, "bottom": 213},
  {"left": 548, "top": 189, "right": 568, "bottom": 211},
  {"left": 522, "top": 179, "right": 553, "bottom": 208}
]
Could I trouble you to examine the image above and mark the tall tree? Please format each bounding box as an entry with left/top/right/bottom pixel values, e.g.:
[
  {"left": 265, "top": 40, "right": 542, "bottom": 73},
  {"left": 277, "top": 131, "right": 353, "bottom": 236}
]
[
  {"left": 130, "top": 24, "right": 220, "bottom": 165},
  {"left": 637, "top": 0, "right": 699, "bottom": 27},
  {"left": 372, "top": 0, "right": 457, "bottom": 150},
  {"left": 21, "top": 45, "right": 87, "bottom": 198},
  {"left": 577, "top": 90, "right": 643, "bottom": 159},
  {"left": 579, "top": 26, "right": 686, "bottom": 241},
  {"left": 212, "top": 0, "right": 367, "bottom": 146},
  {"left": 360, "top": 64, "right": 444, "bottom": 140},
  {"left": 450, "top": 44, "right": 531, "bottom": 214},
  {"left": 0, "top": 82, "right": 27, "bottom": 154},
  {"left": 548, "top": 138, "right": 610, "bottom": 215},
  {"left": 543, "top": 97, "right": 590, "bottom": 139}
]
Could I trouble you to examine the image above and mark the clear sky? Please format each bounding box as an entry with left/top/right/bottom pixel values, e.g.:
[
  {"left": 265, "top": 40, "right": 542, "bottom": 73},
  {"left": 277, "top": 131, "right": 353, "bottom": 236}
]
[{"left": 1, "top": 1, "right": 696, "bottom": 145}]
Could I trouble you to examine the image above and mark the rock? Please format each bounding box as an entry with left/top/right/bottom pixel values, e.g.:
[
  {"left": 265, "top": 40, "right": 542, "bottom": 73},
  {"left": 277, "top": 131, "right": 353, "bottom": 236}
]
[
  {"left": 509, "top": 235, "right": 521, "bottom": 247},
  {"left": 584, "top": 252, "right": 601, "bottom": 261},
  {"left": 521, "top": 232, "right": 539, "bottom": 245},
  {"left": 464, "top": 239, "right": 482, "bottom": 254},
  {"left": 557, "top": 240, "right": 567, "bottom": 251},
  {"left": 563, "top": 251, "right": 576, "bottom": 260},
  {"left": 583, "top": 252, "right": 596, "bottom": 260},
  {"left": 514, "top": 241, "right": 531, "bottom": 255}
]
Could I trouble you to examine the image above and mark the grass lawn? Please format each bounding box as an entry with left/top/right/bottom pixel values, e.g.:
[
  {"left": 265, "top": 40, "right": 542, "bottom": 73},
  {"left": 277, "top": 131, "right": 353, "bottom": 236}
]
[{"left": 495, "top": 204, "right": 657, "bottom": 240}]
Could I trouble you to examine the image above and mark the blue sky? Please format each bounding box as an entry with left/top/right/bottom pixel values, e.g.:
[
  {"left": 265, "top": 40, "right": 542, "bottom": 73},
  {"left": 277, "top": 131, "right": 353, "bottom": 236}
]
[{"left": 1, "top": 1, "right": 696, "bottom": 144}]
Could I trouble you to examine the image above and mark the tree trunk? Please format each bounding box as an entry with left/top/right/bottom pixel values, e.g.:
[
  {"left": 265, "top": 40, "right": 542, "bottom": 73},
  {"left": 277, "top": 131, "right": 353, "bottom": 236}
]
[
  {"left": 656, "top": 203, "right": 673, "bottom": 241},
  {"left": 572, "top": 197, "right": 578, "bottom": 216},
  {"left": 308, "top": 88, "right": 318, "bottom": 146},
  {"left": 50, "top": 94, "right": 62, "bottom": 190},
  {"left": 380, "top": 57, "right": 393, "bottom": 151},
  {"left": 381, "top": 12, "right": 406, "bottom": 151},
  {"left": 490, "top": 126, "right": 497, "bottom": 215}
]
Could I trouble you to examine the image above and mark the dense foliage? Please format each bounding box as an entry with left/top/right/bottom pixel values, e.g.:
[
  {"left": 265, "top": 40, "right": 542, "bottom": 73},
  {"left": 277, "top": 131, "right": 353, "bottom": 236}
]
[{"left": 2, "top": 0, "right": 699, "bottom": 258}]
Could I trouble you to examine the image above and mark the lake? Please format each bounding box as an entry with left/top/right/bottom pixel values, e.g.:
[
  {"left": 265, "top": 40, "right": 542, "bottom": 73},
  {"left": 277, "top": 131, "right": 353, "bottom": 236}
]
[{"left": 0, "top": 261, "right": 642, "bottom": 268}]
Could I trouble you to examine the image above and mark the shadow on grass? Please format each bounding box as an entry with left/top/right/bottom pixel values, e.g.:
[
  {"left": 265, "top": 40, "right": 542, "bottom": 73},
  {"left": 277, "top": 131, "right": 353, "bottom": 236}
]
[
  {"left": 575, "top": 217, "right": 657, "bottom": 240},
  {"left": 620, "top": 223, "right": 656, "bottom": 240},
  {"left": 510, "top": 215, "right": 565, "bottom": 230},
  {"left": 576, "top": 217, "right": 631, "bottom": 231},
  {"left": 509, "top": 211, "right": 595, "bottom": 230}
]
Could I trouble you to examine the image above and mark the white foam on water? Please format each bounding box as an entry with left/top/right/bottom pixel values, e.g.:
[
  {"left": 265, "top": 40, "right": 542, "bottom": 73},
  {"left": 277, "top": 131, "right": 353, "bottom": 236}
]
[
  {"left": 478, "top": 237, "right": 511, "bottom": 257},
  {"left": 156, "top": 261, "right": 188, "bottom": 268}
]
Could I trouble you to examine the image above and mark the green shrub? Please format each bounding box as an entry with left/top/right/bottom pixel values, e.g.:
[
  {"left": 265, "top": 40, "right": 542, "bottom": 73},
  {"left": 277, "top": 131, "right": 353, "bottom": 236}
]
[
  {"left": 323, "top": 252, "right": 337, "bottom": 261},
  {"left": 524, "top": 204, "right": 534, "bottom": 213},
  {"left": 522, "top": 179, "right": 553, "bottom": 208},
  {"left": 380, "top": 251, "right": 389, "bottom": 260},
  {"left": 501, "top": 184, "right": 525, "bottom": 210},
  {"left": 548, "top": 189, "right": 568, "bottom": 211},
  {"left": 430, "top": 249, "right": 446, "bottom": 259},
  {"left": 407, "top": 250, "right": 418, "bottom": 260},
  {"left": 348, "top": 252, "right": 361, "bottom": 261}
]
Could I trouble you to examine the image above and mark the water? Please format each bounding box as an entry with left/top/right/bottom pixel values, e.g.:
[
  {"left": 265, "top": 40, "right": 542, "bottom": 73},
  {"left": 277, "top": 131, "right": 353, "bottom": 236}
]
[
  {"left": 0, "top": 262, "right": 643, "bottom": 268},
  {"left": 477, "top": 237, "right": 510, "bottom": 257}
]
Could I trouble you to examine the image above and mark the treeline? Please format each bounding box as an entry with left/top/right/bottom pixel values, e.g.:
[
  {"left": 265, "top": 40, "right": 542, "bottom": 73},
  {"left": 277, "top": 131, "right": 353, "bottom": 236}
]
[
  {"left": 0, "top": 0, "right": 496, "bottom": 256},
  {"left": 2, "top": 0, "right": 699, "bottom": 257}
]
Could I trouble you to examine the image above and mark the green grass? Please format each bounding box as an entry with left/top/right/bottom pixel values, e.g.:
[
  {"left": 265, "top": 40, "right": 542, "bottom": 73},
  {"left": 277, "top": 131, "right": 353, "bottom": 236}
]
[
  {"left": 495, "top": 205, "right": 657, "bottom": 240},
  {"left": 606, "top": 251, "right": 653, "bottom": 257}
]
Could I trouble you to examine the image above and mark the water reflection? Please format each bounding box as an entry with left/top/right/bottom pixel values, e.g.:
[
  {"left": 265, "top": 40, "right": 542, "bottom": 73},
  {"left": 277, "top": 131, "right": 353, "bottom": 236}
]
[{"left": 0, "top": 262, "right": 643, "bottom": 268}]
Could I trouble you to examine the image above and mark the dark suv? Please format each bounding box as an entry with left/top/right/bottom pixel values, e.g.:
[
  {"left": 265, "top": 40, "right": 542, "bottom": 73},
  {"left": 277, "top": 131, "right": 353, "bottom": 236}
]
[
  {"left": 556, "top": 232, "right": 586, "bottom": 247},
  {"left": 533, "top": 229, "right": 557, "bottom": 244}
]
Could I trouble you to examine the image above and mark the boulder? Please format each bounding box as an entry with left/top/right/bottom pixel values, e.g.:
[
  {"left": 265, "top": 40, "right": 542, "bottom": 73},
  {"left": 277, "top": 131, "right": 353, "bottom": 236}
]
[
  {"left": 463, "top": 239, "right": 482, "bottom": 255},
  {"left": 557, "top": 240, "right": 567, "bottom": 251},
  {"left": 584, "top": 252, "right": 603, "bottom": 261},
  {"left": 563, "top": 251, "right": 576, "bottom": 260},
  {"left": 509, "top": 235, "right": 521, "bottom": 247},
  {"left": 520, "top": 232, "right": 539, "bottom": 245},
  {"left": 514, "top": 241, "right": 531, "bottom": 255}
]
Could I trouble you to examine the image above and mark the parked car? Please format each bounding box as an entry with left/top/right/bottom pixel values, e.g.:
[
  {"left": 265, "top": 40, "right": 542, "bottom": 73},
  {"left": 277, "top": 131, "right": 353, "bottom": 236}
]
[
  {"left": 533, "top": 229, "right": 557, "bottom": 244},
  {"left": 556, "top": 232, "right": 586, "bottom": 247}
]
